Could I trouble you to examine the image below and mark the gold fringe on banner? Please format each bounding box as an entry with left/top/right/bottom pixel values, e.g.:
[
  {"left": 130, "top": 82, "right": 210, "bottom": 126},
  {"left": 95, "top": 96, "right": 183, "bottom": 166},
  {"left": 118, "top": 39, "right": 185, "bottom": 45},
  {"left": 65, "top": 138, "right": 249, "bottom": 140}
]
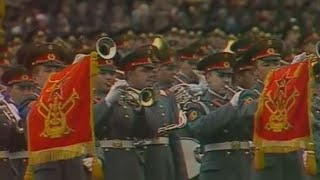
[
  {"left": 304, "top": 142, "right": 317, "bottom": 175},
  {"left": 23, "top": 165, "right": 33, "bottom": 180},
  {"left": 254, "top": 149, "right": 264, "bottom": 170},
  {"left": 28, "top": 142, "right": 95, "bottom": 165}
]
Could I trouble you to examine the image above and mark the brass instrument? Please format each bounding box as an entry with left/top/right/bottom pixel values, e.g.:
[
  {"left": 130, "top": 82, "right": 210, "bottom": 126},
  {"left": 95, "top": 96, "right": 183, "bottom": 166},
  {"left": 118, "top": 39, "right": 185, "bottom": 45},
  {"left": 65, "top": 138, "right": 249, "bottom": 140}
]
[
  {"left": 119, "top": 86, "right": 156, "bottom": 108},
  {"left": 0, "top": 101, "right": 23, "bottom": 133},
  {"left": 96, "top": 37, "right": 117, "bottom": 59}
]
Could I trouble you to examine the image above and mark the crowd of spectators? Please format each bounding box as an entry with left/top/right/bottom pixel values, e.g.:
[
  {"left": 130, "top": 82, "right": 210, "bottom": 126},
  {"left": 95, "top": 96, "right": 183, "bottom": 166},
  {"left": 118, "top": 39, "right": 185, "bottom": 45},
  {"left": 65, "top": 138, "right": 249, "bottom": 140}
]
[{"left": 4, "top": 0, "right": 320, "bottom": 42}]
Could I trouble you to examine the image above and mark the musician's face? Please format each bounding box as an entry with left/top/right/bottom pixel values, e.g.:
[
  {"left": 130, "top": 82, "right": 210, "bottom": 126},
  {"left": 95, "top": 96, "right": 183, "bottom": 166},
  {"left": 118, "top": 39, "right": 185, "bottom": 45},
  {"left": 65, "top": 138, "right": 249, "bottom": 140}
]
[
  {"left": 256, "top": 59, "right": 280, "bottom": 81},
  {"left": 33, "top": 65, "right": 63, "bottom": 88},
  {"left": 94, "top": 71, "right": 116, "bottom": 93},
  {"left": 7, "top": 83, "right": 35, "bottom": 104},
  {"left": 236, "top": 70, "right": 257, "bottom": 89},
  {"left": 158, "top": 64, "right": 177, "bottom": 84},
  {"left": 206, "top": 71, "right": 232, "bottom": 95},
  {"left": 127, "top": 65, "right": 157, "bottom": 90}
]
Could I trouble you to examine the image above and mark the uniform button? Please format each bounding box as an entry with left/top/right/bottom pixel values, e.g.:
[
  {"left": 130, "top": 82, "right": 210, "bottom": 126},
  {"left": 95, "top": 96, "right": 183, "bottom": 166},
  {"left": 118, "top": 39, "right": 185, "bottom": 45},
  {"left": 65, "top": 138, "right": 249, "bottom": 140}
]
[
  {"left": 125, "top": 115, "right": 129, "bottom": 118},
  {"left": 3, "top": 158, "right": 7, "bottom": 162},
  {"left": 223, "top": 129, "right": 229, "bottom": 133},
  {"left": 123, "top": 106, "right": 128, "bottom": 109},
  {"left": 226, "top": 151, "right": 231, "bottom": 155},
  {"left": 125, "top": 148, "right": 130, "bottom": 151},
  {"left": 163, "top": 123, "right": 167, "bottom": 125},
  {"left": 23, "top": 159, "right": 27, "bottom": 162},
  {"left": 159, "top": 105, "right": 163, "bottom": 108},
  {"left": 143, "top": 146, "right": 148, "bottom": 149},
  {"left": 161, "top": 113, "right": 165, "bottom": 116},
  {"left": 245, "top": 151, "right": 250, "bottom": 155},
  {"left": 104, "top": 148, "right": 109, "bottom": 151}
]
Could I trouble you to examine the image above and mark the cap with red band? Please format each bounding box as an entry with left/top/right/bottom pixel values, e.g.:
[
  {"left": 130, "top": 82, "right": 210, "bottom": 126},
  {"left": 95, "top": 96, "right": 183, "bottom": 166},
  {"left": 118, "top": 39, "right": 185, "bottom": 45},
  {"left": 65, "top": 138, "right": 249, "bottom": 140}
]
[
  {"left": 119, "top": 45, "right": 159, "bottom": 72},
  {"left": 197, "top": 52, "right": 234, "bottom": 74},
  {"left": 1, "top": 66, "right": 34, "bottom": 86}
]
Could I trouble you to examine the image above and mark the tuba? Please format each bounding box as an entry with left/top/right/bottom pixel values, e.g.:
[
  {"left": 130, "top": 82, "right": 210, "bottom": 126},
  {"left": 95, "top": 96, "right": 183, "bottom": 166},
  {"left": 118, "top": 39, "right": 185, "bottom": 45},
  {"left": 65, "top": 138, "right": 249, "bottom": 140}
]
[{"left": 96, "top": 37, "right": 117, "bottom": 59}]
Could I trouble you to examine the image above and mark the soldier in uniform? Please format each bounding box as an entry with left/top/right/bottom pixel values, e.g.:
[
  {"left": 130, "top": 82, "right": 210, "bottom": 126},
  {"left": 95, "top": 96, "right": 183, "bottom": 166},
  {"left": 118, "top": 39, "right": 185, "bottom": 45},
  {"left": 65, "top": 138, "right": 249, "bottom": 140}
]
[
  {"left": 175, "top": 43, "right": 207, "bottom": 88},
  {"left": 94, "top": 45, "right": 187, "bottom": 180},
  {"left": 1, "top": 66, "right": 35, "bottom": 180},
  {"left": 93, "top": 56, "right": 117, "bottom": 104},
  {"left": 237, "top": 38, "right": 306, "bottom": 180},
  {"left": 18, "top": 43, "right": 69, "bottom": 120},
  {"left": 17, "top": 44, "right": 93, "bottom": 180},
  {"left": 230, "top": 37, "right": 257, "bottom": 90},
  {"left": 185, "top": 52, "right": 251, "bottom": 180}
]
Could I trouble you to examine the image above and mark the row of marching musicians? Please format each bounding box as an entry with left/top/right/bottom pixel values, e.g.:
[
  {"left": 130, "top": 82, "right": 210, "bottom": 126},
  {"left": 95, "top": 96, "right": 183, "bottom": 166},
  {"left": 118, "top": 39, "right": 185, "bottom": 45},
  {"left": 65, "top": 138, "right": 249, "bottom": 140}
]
[{"left": 0, "top": 35, "right": 319, "bottom": 180}]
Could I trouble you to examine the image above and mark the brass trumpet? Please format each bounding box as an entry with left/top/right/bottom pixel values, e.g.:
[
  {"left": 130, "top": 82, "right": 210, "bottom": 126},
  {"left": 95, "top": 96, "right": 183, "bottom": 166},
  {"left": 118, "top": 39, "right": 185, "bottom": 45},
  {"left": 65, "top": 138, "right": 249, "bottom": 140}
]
[{"left": 119, "top": 87, "right": 156, "bottom": 108}]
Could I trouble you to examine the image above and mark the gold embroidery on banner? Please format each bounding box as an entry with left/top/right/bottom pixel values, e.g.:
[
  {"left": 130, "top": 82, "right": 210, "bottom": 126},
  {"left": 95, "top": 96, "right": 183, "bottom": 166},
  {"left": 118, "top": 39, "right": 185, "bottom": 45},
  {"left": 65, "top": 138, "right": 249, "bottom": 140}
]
[
  {"left": 264, "top": 67, "right": 299, "bottom": 132},
  {"left": 37, "top": 72, "right": 79, "bottom": 138}
]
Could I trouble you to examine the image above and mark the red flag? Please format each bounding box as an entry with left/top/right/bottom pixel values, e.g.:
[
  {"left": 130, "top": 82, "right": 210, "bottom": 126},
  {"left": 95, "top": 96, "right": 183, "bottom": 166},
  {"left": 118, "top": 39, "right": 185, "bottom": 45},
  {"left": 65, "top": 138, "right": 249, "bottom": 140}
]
[
  {"left": 254, "top": 60, "right": 316, "bottom": 173},
  {"left": 26, "top": 54, "right": 98, "bottom": 165}
]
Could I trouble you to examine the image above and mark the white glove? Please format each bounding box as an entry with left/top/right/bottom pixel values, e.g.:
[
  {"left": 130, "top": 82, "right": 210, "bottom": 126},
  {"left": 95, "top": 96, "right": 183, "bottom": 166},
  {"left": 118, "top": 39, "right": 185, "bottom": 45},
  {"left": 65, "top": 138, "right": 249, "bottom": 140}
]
[
  {"left": 291, "top": 52, "right": 306, "bottom": 64},
  {"left": 82, "top": 157, "right": 94, "bottom": 171},
  {"left": 230, "top": 91, "right": 243, "bottom": 108},
  {"left": 104, "top": 80, "right": 128, "bottom": 104},
  {"left": 188, "top": 84, "right": 204, "bottom": 96},
  {"left": 73, "top": 54, "right": 88, "bottom": 64}
]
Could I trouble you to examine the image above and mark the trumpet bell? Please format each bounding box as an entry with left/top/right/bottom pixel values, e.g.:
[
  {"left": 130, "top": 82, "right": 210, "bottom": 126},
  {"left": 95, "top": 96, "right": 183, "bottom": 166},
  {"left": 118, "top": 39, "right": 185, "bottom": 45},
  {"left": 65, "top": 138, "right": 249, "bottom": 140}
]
[
  {"left": 96, "top": 37, "right": 117, "bottom": 59},
  {"left": 139, "top": 88, "right": 155, "bottom": 107}
]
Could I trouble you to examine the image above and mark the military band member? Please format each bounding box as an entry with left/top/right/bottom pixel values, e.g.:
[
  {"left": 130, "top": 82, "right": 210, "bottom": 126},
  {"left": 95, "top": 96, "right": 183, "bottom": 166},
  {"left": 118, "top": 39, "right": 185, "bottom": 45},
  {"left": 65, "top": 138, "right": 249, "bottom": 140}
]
[
  {"left": 185, "top": 52, "right": 251, "bottom": 180},
  {"left": 175, "top": 44, "right": 206, "bottom": 87},
  {"left": 18, "top": 44, "right": 92, "bottom": 180},
  {"left": 93, "top": 57, "right": 117, "bottom": 104},
  {"left": 18, "top": 43, "right": 68, "bottom": 120},
  {"left": 1, "top": 66, "right": 35, "bottom": 180},
  {"left": 0, "top": 88, "right": 19, "bottom": 180},
  {"left": 237, "top": 38, "right": 305, "bottom": 180},
  {"left": 230, "top": 37, "right": 257, "bottom": 90},
  {"left": 94, "top": 45, "right": 187, "bottom": 180}
]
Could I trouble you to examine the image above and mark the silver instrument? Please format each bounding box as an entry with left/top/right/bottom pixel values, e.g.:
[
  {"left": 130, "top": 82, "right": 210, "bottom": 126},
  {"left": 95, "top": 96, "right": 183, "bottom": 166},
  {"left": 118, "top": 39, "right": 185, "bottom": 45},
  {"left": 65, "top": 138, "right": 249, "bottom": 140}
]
[
  {"left": 96, "top": 37, "right": 117, "bottom": 59},
  {"left": 0, "top": 101, "right": 23, "bottom": 133}
]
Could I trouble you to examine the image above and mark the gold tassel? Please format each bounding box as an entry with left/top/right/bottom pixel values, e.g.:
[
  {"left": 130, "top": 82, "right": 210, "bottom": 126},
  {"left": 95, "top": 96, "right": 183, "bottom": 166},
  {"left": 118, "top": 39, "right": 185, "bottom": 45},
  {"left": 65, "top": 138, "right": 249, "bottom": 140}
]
[
  {"left": 91, "top": 157, "right": 104, "bottom": 180},
  {"left": 305, "top": 150, "right": 317, "bottom": 175},
  {"left": 24, "top": 165, "right": 33, "bottom": 180},
  {"left": 254, "top": 149, "right": 265, "bottom": 170}
]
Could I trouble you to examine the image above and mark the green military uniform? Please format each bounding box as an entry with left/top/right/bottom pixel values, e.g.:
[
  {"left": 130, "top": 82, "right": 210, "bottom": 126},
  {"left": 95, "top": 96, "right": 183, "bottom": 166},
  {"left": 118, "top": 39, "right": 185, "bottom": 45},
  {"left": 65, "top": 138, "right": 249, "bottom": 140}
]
[
  {"left": 237, "top": 39, "right": 305, "bottom": 180},
  {"left": 186, "top": 52, "right": 252, "bottom": 180},
  {"left": 94, "top": 45, "right": 187, "bottom": 180}
]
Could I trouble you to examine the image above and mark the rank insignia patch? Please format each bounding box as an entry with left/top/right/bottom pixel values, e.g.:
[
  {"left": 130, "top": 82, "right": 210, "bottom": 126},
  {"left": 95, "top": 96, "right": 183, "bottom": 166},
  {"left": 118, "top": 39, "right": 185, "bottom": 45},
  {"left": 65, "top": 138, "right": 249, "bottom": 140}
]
[
  {"left": 188, "top": 110, "right": 199, "bottom": 121},
  {"left": 244, "top": 97, "right": 253, "bottom": 105}
]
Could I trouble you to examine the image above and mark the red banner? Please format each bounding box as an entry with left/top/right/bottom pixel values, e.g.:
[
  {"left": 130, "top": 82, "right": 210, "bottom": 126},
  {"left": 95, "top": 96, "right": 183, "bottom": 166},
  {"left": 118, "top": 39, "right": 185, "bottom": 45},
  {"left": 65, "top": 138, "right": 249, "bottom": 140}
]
[
  {"left": 254, "top": 60, "right": 312, "bottom": 152},
  {"left": 27, "top": 55, "right": 97, "bottom": 165}
]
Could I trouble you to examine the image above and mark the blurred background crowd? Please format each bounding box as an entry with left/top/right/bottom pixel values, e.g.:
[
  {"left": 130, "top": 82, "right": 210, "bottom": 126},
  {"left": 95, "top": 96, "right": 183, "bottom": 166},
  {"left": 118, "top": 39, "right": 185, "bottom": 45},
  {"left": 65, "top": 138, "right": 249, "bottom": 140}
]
[{"left": 3, "top": 0, "right": 320, "bottom": 64}]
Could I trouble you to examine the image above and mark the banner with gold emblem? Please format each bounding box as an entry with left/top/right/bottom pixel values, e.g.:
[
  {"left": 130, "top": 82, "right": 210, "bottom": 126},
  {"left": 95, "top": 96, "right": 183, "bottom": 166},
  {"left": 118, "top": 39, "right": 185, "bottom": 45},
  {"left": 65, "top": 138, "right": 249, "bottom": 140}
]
[
  {"left": 26, "top": 53, "right": 98, "bottom": 165},
  {"left": 254, "top": 59, "right": 316, "bottom": 174}
]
